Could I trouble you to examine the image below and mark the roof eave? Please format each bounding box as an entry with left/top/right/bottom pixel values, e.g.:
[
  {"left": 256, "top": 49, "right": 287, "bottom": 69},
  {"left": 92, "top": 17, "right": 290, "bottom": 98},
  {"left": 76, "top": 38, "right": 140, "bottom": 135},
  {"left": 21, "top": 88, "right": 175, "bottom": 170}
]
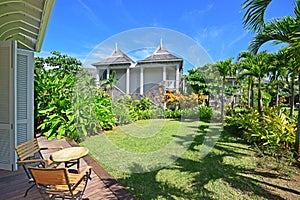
[
  {"left": 137, "top": 59, "right": 183, "bottom": 64},
  {"left": 35, "top": 0, "right": 56, "bottom": 52},
  {"left": 92, "top": 62, "right": 133, "bottom": 67}
]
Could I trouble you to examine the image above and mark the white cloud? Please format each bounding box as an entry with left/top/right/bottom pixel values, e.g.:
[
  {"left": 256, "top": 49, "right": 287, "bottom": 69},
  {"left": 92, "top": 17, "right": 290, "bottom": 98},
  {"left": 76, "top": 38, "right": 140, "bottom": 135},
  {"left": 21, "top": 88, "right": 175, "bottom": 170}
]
[
  {"left": 180, "top": 4, "right": 213, "bottom": 21},
  {"left": 196, "top": 26, "right": 224, "bottom": 41},
  {"left": 228, "top": 32, "right": 248, "bottom": 47},
  {"left": 77, "top": 0, "right": 109, "bottom": 30},
  {"left": 187, "top": 4, "right": 213, "bottom": 15},
  {"left": 128, "top": 48, "right": 154, "bottom": 60}
]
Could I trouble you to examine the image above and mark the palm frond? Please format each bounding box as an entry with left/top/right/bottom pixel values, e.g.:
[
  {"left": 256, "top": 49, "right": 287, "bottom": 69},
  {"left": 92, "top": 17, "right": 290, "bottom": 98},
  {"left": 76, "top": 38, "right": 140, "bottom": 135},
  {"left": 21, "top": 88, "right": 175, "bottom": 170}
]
[
  {"left": 242, "top": 0, "right": 272, "bottom": 31},
  {"left": 294, "top": 0, "right": 300, "bottom": 21},
  {"left": 249, "top": 16, "right": 297, "bottom": 53}
]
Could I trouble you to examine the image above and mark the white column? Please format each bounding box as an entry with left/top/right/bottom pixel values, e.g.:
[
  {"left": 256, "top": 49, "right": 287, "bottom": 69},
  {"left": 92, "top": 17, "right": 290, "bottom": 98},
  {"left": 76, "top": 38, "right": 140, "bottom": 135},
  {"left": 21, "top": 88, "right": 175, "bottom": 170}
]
[
  {"left": 176, "top": 64, "right": 180, "bottom": 92},
  {"left": 163, "top": 66, "right": 166, "bottom": 81},
  {"left": 140, "top": 67, "right": 144, "bottom": 95},
  {"left": 126, "top": 67, "right": 130, "bottom": 94},
  {"left": 106, "top": 68, "right": 110, "bottom": 79}
]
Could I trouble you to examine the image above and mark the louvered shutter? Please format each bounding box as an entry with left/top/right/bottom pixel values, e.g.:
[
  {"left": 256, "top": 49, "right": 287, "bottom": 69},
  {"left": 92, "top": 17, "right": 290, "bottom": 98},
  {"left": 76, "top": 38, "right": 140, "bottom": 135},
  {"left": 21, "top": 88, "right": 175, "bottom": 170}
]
[
  {"left": 16, "top": 49, "right": 34, "bottom": 146},
  {"left": 0, "top": 41, "right": 15, "bottom": 170}
]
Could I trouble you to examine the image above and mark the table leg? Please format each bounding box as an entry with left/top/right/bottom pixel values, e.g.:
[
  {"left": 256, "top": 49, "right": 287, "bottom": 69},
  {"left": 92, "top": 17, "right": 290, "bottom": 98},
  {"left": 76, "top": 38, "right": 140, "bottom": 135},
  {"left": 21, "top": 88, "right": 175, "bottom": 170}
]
[{"left": 77, "top": 159, "right": 80, "bottom": 173}]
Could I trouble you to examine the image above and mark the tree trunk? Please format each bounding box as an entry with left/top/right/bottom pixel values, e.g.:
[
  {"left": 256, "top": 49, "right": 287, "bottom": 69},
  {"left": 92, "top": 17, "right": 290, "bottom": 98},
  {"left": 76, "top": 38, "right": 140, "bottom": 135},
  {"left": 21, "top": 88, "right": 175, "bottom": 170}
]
[
  {"left": 250, "top": 80, "right": 255, "bottom": 107},
  {"left": 275, "top": 84, "right": 279, "bottom": 107},
  {"left": 295, "top": 73, "right": 300, "bottom": 157},
  {"left": 290, "top": 73, "right": 295, "bottom": 117},
  {"left": 247, "top": 78, "right": 251, "bottom": 109},
  {"left": 257, "top": 78, "right": 263, "bottom": 116},
  {"left": 221, "top": 77, "right": 225, "bottom": 121}
]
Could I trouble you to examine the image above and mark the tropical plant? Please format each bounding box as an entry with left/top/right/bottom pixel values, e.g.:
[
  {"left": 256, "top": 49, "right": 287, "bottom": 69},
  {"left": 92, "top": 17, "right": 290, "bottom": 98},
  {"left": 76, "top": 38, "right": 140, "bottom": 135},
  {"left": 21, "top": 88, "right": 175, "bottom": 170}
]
[
  {"left": 184, "top": 67, "right": 208, "bottom": 94},
  {"left": 242, "top": 0, "right": 300, "bottom": 155},
  {"left": 239, "top": 52, "right": 274, "bottom": 115},
  {"left": 215, "top": 58, "right": 234, "bottom": 120},
  {"left": 35, "top": 52, "right": 111, "bottom": 141},
  {"left": 237, "top": 51, "right": 255, "bottom": 108},
  {"left": 35, "top": 52, "right": 83, "bottom": 140},
  {"left": 226, "top": 107, "right": 296, "bottom": 155},
  {"left": 94, "top": 90, "right": 115, "bottom": 130}
]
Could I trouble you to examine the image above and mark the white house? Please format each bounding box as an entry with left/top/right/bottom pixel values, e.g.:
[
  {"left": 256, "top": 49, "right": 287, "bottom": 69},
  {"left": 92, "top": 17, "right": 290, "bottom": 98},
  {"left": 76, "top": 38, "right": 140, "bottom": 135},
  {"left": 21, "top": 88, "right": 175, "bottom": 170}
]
[
  {"left": 0, "top": 0, "right": 55, "bottom": 171},
  {"left": 92, "top": 41, "right": 184, "bottom": 103}
]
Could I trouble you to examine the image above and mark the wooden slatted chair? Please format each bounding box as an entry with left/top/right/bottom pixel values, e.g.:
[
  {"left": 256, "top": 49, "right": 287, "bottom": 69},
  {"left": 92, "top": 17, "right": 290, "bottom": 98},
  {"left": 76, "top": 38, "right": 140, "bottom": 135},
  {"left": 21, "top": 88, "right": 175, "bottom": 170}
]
[
  {"left": 28, "top": 166, "right": 92, "bottom": 200},
  {"left": 15, "top": 138, "right": 63, "bottom": 197}
]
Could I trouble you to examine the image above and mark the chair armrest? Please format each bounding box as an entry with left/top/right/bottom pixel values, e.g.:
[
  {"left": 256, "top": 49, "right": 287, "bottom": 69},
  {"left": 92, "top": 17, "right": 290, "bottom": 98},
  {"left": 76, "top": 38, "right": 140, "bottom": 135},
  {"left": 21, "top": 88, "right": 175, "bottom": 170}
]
[
  {"left": 40, "top": 146, "right": 63, "bottom": 151},
  {"left": 17, "top": 159, "right": 46, "bottom": 165},
  {"left": 70, "top": 166, "right": 92, "bottom": 189}
]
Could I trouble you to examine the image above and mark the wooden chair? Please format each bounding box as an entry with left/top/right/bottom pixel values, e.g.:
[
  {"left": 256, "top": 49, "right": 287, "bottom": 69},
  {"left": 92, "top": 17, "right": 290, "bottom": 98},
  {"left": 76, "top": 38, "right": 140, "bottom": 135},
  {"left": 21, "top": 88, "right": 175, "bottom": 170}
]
[
  {"left": 28, "top": 166, "right": 92, "bottom": 200},
  {"left": 15, "top": 138, "right": 63, "bottom": 197}
]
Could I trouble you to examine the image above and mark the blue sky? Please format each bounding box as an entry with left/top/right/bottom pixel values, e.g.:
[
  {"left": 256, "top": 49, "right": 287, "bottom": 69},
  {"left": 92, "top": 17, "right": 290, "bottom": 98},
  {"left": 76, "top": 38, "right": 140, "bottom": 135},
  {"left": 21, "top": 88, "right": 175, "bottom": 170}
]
[{"left": 38, "top": 0, "right": 295, "bottom": 70}]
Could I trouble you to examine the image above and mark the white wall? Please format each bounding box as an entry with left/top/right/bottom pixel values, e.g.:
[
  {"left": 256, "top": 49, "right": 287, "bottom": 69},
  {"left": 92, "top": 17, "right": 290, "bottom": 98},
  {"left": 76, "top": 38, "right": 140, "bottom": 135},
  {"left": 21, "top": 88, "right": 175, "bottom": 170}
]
[
  {"left": 130, "top": 68, "right": 140, "bottom": 93},
  {"left": 114, "top": 69, "right": 126, "bottom": 92}
]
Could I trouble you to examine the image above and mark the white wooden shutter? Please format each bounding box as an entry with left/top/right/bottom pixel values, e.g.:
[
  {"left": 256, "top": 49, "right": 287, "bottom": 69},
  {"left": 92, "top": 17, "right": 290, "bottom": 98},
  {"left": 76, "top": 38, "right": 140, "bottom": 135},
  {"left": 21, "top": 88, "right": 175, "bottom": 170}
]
[
  {"left": 0, "top": 41, "right": 15, "bottom": 171},
  {"left": 16, "top": 49, "right": 34, "bottom": 145}
]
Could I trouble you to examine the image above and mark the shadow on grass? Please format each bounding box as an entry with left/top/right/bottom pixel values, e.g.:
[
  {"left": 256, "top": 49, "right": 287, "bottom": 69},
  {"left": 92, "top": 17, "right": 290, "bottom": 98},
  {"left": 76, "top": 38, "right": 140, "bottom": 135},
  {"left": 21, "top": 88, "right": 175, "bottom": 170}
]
[{"left": 117, "top": 121, "right": 285, "bottom": 200}]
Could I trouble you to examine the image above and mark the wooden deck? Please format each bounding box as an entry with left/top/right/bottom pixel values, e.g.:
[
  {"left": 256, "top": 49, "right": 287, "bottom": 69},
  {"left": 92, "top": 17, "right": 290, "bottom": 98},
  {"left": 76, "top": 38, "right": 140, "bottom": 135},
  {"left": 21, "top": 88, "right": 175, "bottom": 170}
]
[{"left": 0, "top": 136, "right": 135, "bottom": 200}]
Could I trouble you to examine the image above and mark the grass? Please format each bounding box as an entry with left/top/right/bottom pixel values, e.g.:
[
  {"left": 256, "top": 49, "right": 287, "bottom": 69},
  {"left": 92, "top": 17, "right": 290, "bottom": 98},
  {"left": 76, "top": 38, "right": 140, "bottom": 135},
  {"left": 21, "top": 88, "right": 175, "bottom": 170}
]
[{"left": 81, "top": 119, "right": 289, "bottom": 199}]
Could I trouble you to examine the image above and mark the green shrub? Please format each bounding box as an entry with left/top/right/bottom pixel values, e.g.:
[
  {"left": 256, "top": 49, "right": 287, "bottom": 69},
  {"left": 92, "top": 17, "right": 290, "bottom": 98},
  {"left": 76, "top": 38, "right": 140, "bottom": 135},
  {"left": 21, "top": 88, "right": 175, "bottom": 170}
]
[
  {"left": 35, "top": 52, "right": 83, "bottom": 140},
  {"left": 112, "top": 101, "right": 134, "bottom": 125},
  {"left": 149, "top": 107, "right": 165, "bottom": 119},
  {"left": 225, "top": 107, "right": 296, "bottom": 155},
  {"left": 134, "top": 97, "right": 152, "bottom": 111},
  {"left": 165, "top": 109, "right": 182, "bottom": 118},
  {"left": 199, "top": 106, "right": 213, "bottom": 119},
  {"left": 95, "top": 90, "right": 115, "bottom": 130},
  {"left": 35, "top": 52, "right": 115, "bottom": 141}
]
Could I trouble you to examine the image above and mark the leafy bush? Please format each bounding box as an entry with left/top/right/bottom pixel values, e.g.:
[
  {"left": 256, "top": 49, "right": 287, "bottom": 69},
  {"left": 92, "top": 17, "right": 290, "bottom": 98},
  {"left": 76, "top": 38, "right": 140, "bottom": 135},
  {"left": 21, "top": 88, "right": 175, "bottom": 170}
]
[
  {"left": 199, "top": 106, "right": 213, "bottom": 119},
  {"left": 112, "top": 101, "right": 133, "bottom": 125},
  {"left": 35, "top": 52, "right": 83, "bottom": 140},
  {"left": 112, "top": 95, "right": 137, "bottom": 125},
  {"left": 35, "top": 52, "right": 114, "bottom": 141},
  {"left": 95, "top": 90, "right": 115, "bottom": 130},
  {"left": 149, "top": 107, "right": 165, "bottom": 119},
  {"left": 134, "top": 97, "right": 152, "bottom": 111},
  {"left": 165, "top": 109, "right": 182, "bottom": 118},
  {"left": 225, "top": 107, "right": 296, "bottom": 155},
  {"left": 73, "top": 74, "right": 100, "bottom": 140}
]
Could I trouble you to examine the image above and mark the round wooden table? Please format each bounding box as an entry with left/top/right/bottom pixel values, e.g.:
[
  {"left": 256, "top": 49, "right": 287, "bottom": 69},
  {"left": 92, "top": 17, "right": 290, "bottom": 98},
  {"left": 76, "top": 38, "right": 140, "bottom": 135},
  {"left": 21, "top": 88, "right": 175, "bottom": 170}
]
[{"left": 50, "top": 147, "right": 89, "bottom": 172}]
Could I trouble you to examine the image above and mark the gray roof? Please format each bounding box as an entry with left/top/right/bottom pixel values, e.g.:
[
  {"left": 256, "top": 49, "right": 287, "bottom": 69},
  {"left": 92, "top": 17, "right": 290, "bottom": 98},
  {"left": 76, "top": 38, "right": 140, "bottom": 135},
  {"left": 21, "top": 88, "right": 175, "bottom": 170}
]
[
  {"left": 92, "top": 48, "right": 135, "bottom": 67},
  {"left": 137, "top": 44, "right": 183, "bottom": 64}
]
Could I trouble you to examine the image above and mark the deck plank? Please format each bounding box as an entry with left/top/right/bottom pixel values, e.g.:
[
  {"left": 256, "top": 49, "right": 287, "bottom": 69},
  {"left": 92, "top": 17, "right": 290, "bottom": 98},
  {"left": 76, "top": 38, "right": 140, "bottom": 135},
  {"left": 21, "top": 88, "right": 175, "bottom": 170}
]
[{"left": 0, "top": 136, "right": 135, "bottom": 200}]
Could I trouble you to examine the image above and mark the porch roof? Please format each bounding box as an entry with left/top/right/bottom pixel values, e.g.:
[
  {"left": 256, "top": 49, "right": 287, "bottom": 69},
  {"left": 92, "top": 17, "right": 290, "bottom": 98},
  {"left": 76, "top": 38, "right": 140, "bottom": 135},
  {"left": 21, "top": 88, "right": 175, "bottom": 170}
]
[
  {"left": 92, "top": 47, "right": 135, "bottom": 67},
  {"left": 137, "top": 43, "right": 183, "bottom": 64},
  {"left": 0, "top": 0, "right": 55, "bottom": 52}
]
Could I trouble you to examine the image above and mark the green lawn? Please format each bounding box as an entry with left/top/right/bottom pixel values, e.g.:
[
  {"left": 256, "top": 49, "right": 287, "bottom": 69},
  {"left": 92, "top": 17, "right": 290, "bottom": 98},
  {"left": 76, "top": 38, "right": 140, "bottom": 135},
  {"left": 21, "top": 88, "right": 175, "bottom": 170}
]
[{"left": 81, "top": 119, "right": 288, "bottom": 199}]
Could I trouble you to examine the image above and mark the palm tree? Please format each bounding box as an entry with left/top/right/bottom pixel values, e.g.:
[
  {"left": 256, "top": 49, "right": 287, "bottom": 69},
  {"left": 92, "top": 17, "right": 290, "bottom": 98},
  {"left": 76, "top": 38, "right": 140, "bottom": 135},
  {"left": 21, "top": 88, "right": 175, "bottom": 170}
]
[
  {"left": 237, "top": 51, "right": 256, "bottom": 108},
  {"left": 215, "top": 58, "right": 234, "bottom": 120},
  {"left": 242, "top": 0, "right": 300, "bottom": 155},
  {"left": 267, "top": 50, "right": 283, "bottom": 106},
  {"left": 268, "top": 48, "right": 295, "bottom": 112},
  {"left": 100, "top": 70, "right": 119, "bottom": 99},
  {"left": 239, "top": 52, "right": 273, "bottom": 115}
]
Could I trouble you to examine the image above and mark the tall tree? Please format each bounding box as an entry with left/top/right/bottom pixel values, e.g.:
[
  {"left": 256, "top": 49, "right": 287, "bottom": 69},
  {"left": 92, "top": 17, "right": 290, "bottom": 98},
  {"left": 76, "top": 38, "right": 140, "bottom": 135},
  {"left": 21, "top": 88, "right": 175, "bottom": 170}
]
[
  {"left": 243, "top": 0, "right": 300, "bottom": 155},
  {"left": 184, "top": 67, "right": 207, "bottom": 94},
  {"left": 239, "top": 52, "right": 273, "bottom": 115},
  {"left": 237, "top": 51, "right": 256, "bottom": 108},
  {"left": 215, "top": 58, "right": 234, "bottom": 120}
]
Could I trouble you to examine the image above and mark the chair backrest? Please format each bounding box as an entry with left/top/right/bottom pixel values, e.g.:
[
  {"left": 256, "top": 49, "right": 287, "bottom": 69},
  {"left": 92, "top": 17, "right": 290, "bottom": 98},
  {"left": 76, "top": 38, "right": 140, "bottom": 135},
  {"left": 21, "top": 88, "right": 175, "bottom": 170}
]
[
  {"left": 29, "top": 167, "right": 69, "bottom": 185},
  {"left": 15, "top": 138, "right": 40, "bottom": 161},
  {"left": 28, "top": 166, "right": 91, "bottom": 199}
]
